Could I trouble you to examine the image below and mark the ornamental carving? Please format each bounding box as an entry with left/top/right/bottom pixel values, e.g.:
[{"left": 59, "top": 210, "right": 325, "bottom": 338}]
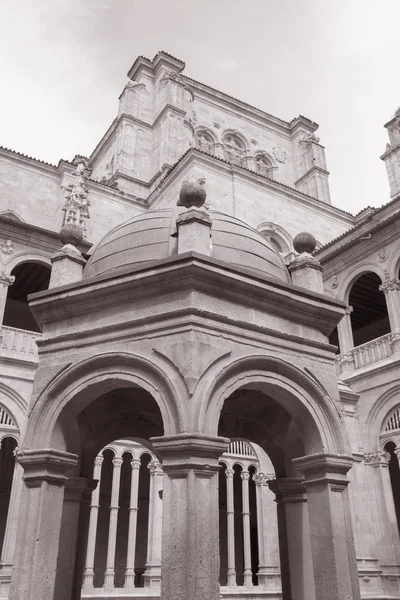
[
  {"left": 379, "top": 278, "right": 400, "bottom": 293},
  {"left": 253, "top": 472, "right": 275, "bottom": 485},
  {"left": 300, "top": 132, "right": 320, "bottom": 144},
  {"left": 272, "top": 146, "right": 287, "bottom": 163},
  {"left": 377, "top": 248, "right": 387, "bottom": 262},
  {"left": 0, "top": 239, "right": 15, "bottom": 254},
  {"left": 0, "top": 269, "right": 15, "bottom": 286},
  {"left": 331, "top": 275, "right": 339, "bottom": 289},
  {"left": 162, "top": 70, "right": 185, "bottom": 85},
  {"left": 364, "top": 451, "right": 390, "bottom": 465},
  {"left": 62, "top": 160, "right": 91, "bottom": 238}
]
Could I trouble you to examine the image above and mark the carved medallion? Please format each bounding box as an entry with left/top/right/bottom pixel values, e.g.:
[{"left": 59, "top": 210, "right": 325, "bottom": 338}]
[
  {"left": 0, "top": 239, "right": 15, "bottom": 254},
  {"left": 272, "top": 146, "right": 287, "bottom": 163}
]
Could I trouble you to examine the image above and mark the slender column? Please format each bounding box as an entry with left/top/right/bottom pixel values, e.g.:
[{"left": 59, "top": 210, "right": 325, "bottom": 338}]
[
  {"left": 225, "top": 468, "right": 237, "bottom": 586},
  {"left": 294, "top": 453, "right": 361, "bottom": 600},
  {"left": 9, "top": 449, "right": 78, "bottom": 600},
  {"left": 82, "top": 454, "right": 104, "bottom": 591},
  {"left": 0, "top": 271, "right": 14, "bottom": 326},
  {"left": 144, "top": 459, "right": 164, "bottom": 588},
  {"left": 53, "top": 477, "right": 97, "bottom": 600},
  {"left": 253, "top": 473, "right": 281, "bottom": 590},
  {"left": 379, "top": 278, "right": 400, "bottom": 332},
  {"left": 103, "top": 456, "right": 123, "bottom": 591},
  {"left": 151, "top": 433, "right": 229, "bottom": 600},
  {"left": 241, "top": 470, "right": 253, "bottom": 587},
  {"left": 124, "top": 457, "right": 141, "bottom": 590}
]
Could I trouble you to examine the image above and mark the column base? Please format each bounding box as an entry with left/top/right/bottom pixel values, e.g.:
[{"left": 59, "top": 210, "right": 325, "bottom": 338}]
[
  {"left": 0, "top": 563, "right": 12, "bottom": 599},
  {"left": 257, "top": 565, "right": 281, "bottom": 591},
  {"left": 143, "top": 564, "right": 161, "bottom": 589}
]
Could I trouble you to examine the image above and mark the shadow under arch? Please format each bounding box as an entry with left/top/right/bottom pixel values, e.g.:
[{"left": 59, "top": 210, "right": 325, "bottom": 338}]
[
  {"left": 23, "top": 351, "right": 187, "bottom": 452},
  {"left": 197, "top": 354, "right": 348, "bottom": 456}
]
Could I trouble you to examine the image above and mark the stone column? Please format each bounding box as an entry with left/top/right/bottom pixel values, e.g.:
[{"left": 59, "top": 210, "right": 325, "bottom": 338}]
[
  {"left": 124, "top": 457, "right": 141, "bottom": 591},
  {"left": 151, "top": 433, "right": 229, "bottom": 600},
  {"left": 253, "top": 473, "right": 281, "bottom": 591},
  {"left": 269, "top": 477, "right": 315, "bottom": 600},
  {"left": 337, "top": 305, "right": 355, "bottom": 354},
  {"left": 9, "top": 449, "right": 78, "bottom": 600},
  {"left": 0, "top": 462, "right": 23, "bottom": 576},
  {"left": 82, "top": 454, "right": 104, "bottom": 591},
  {"left": 53, "top": 477, "right": 97, "bottom": 600},
  {"left": 294, "top": 453, "right": 361, "bottom": 600},
  {"left": 225, "top": 467, "right": 237, "bottom": 587},
  {"left": 144, "top": 459, "right": 164, "bottom": 589},
  {"left": 241, "top": 470, "right": 253, "bottom": 587},
  {"left": 365, "top": 451, "right": 400, "bottom": 566},
  {"left": 0, "top": 271, "right": 14, "bottom": 327},
  {"left": 103, "top": 456, "right": 123, "bottom": 591},
  {"left": 379, "top": 278, "right": 400, "bottom": 351}
]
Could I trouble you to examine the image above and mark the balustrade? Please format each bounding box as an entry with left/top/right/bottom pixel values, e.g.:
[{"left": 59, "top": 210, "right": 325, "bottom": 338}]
[
  {"left": 0, "top": 326, "right": 40, "bottom": 362},
  {"left": 335, "top": 332, "right": 394, "bottom": 376}
]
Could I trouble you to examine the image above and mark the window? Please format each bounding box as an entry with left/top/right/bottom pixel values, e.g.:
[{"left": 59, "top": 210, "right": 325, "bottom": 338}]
[
  {"left": 255, "top": 154, "right": 273, "bottom": 178},
  {"left": 195, "top": 130, "right": 215, "bottom": 155},
  {"left": 223, "top": 133, "right": 245, "bottom": 166}
]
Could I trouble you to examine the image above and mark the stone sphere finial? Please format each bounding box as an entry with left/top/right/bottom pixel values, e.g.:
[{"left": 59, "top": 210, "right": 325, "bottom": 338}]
[
  {"left": 293, "top": 232, "right": 316, "bottom": 255},
  {"left": 177, "top": 179, "right": 207, "bottom": 209},
  {"left": 60, "top": 223, "right": 84, "bottom": 247}
]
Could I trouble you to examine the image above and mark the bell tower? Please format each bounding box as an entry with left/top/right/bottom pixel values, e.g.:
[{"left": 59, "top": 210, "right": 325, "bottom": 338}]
[{"left": 381, "top": 108, "right": 400, "bottom": 198}]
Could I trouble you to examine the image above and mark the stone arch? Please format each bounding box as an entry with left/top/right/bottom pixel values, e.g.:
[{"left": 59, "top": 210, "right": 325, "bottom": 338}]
[
  {"left": 339, "top": 263, "right": 385, "bottom": 303},
  {"left": 23, "top": 351, "right": 187, "bottom": 452},
  {"left": 388, "top": 248, "right": 400, "bottom": 280},
  {"left": 254, "top": 151, "right": 276, "bottom": 178},
  {"left": 4, "top": 251, "right": 51, "bottom": 271},
  {"left": 0, "top": 383, "right": 26, "bottom": 436},
  {"left": 257, "top": 221, "right": 292, "bottom": 255},
  {"left": 365, "top": 385, "right": 400, "bottom": 452},
  {"left": 194, "top": 127, "right": 216, "bottom": 155},
  {"left": 222, "top": 130, "right": 248, "bottom": 165},
  {"left": 197, "top": 354, "right": 347, "bottom": 456}
]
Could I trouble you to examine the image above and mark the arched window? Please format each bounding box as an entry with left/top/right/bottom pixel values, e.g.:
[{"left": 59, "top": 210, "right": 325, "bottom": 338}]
[
  {"left": 223, "top": 133, "right": 245, "bottom": 166},
  {"left": 384, "top": 441, "right": 400, "bottom": 534},
  {"left": 254, "top": 154, "right": 274, "bottom": 178},
  {"left": 195, "top": 130, "right": 215, "bottom": 155},
  {"left": 3, "top": 262, "right": 51, "bottom": 332},
  {"left": 348, "top": 272, "right": 390, "bottom": 347}
]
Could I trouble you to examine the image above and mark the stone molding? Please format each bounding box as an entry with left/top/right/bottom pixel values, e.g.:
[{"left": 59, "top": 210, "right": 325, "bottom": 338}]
[
  {"left": 0, "top": 269, "right": 15, "bottom": 286},
  {"left": 64, "top": 477, "right": 97, "bottom": 502},
  {"left": 17, "top": 448, "right": 78, "bottom": 487},
  {"left": 379, "top": 277, "right": 400, "bottom": 293},
  {"left": 288, "top": 255, "right": 323, "bottom": 273},
  {"left": 268, "top": 476, "right": 307, "bottom": 503},
  {"left": 293, "top": 452, "right": 353, "bottom": 487},
  {"left": 151, "top": 433, "right": 229, "bottom": 472},
  {"left": 51, "top": 246, "right": 86, "bottom": 267},
  {"left": 176, "top": 208, "right": 211, "bottom": 227}
]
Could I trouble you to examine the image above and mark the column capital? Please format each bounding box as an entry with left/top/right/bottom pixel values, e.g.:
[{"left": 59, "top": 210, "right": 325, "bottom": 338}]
[
  {"left": 364, "top": 450, "right": 391, "bottom": 466},
  {"left": 225, "top": 468, "right": 235, "bottom": 478},
  {"left": 17, "top": 448, "right": 78, "bottom": 487},
  {"left": 268, "top": 476, "right": 307, "bottom": 502},
  {"left": 293, "top": 452, "right": 353, "bottom": 487},
  {"left": 240, "top": 470, "right": 250, "bottom": 480},
  {"left": 345, "top": 304, "right": 353, "bottom": 315},
  {"left": 112, "top": 456, "right": 123, "bottom": 467},
  {"left": 253, "top": 472, "right": 275, "bottom": 486},
  {"left": 379, "top": 277, "right": 400, "bottom": 293},
  {"left": 151, "top": 433, "right": 229, "bottom": 473},
  {"left": 131, "top": 457, "right": 141, "bottom": 469},
  {"left": 94, "top": 454, "right": 104, "bottom": 467},
  {"left": 0, "top": 269, "right": 15, "bottom": 287},
  {"left": 148, "top": 459, "right": 163, "bottom": 474},
  {"left": 64, "top": 477, "right": 97, "bottom": 502}
]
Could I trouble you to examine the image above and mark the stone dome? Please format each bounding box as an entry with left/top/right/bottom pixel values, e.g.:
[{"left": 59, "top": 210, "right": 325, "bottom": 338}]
[{"left": 84, "top": 208, "right": 290, "bottom": 282}]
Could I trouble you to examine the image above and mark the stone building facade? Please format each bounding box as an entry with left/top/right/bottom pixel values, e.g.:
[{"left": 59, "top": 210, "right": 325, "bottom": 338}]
[{"left": 0, "top": 51, "right": 399, "bottom": 600}]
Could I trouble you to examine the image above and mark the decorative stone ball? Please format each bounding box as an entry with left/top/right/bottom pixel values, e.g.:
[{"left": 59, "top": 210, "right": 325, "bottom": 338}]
[
  {"left": 60, "top": 223, "right": 84, "bottom": 247},
  {"left": 177, "top": 179, "right": 207, "bottom": 208},
  {"left": 293, "top": 232, "right": 317, "bottom": 255}
]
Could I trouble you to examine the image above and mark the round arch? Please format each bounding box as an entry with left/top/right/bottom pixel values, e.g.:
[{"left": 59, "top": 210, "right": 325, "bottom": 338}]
[
  {"left": 23, "top": 352, "right": 188, "bottom": 452},
  {"left": 196, "top": 355, "right": 348, "bottom": 456},
  {"left": 364, "top": 385, "right": 400, "bottom": 452},
  {"left": 4, "top": 251, "right": 51, "bottom": 272},
  {"left": 0, "top": 382, "right": 26, "bottom": 436},
  {"left": 338, "top": 263, "right": 385, "bottom": 304},
  {"left": 257, "top": 221, "right": 292, "bottom": 255}
]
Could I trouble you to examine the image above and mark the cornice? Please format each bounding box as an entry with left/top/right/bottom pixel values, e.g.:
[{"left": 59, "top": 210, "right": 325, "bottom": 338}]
[
  {"left": 0, "top": 146, "right": 59, "bottom": 177},
  {"left": 294, "top": 165, "right": 330, "bottom": 186},
  {"left": 153, "top": 104, "right": 186, "bottom": 128}
]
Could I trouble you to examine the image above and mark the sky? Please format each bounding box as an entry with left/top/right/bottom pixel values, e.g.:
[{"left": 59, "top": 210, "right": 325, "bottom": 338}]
[{"left": 0, "top": 0, "right": 399, "bottom": 215}]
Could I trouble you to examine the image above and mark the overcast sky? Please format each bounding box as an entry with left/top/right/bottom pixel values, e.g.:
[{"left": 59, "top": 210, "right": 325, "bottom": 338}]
[{"left": 0, "top": 0, "right": 398, "bottom": 214}]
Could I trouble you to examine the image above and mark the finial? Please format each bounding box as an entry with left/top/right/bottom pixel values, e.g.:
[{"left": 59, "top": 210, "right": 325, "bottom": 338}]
[
  {"left": 177, "top": 178, "right": 207, "bottom": 209},
  {"left": 60, "top": 223, "right": 84, "bottom": 248},
  {"left": 293, "top": 232, "right": 316, "bottom": 255}
]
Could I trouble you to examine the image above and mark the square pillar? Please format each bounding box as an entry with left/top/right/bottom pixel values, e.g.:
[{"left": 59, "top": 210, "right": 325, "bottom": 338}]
[
  {"left": 54, "top": 477, "right": 97, "bottom": 600},
  {"left": 9, "top": 449, "right": 78, "bottom": 600},
  {"left": 269, "top": 477, "right": 315, "bottom": 600},
  {"left": 151, "top": 433, "right": 229, "bottom": 600},
  {"left": 294, "top": 452, "right": 361, "bottom": 600}
]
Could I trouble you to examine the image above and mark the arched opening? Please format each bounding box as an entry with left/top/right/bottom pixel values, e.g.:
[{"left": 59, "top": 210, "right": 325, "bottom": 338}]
[
  {"left": 50, "top": 382, "right": 166, "bottom": 598},
  {"left": 255, "top": 154, "right": 274, "bottom": 179},
  {"left": 348, "top": 272, "right": 390, "bottom": 347},
  {"left": 384, "top": 441, "right": 400, "bottom": 535},
  {"left": 0, "top": 436, "right": 17, "bottom": 558},
  {"left": 223, "top": 133, "right": 246, "bottom": 166},
  {"left": 3, "top": 262, "right": 51, "bottom": 332},
  {"left": 195, "top": 129, "right": 215, "bottom": 155}
]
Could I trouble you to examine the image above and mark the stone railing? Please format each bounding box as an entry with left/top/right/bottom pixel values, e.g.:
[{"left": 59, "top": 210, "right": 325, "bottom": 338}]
[
  {"left": 335, "top": 332, "right": 394, "bottom": 377},
  {"left": 0, "top": 326, "right": 41, "bottom": 362}
]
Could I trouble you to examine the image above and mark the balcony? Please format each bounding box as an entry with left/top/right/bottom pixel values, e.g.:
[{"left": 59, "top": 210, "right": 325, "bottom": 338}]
[
  {"left": 335, "top": 332, "right": 398, "bottom": 377},
  {"left": 0, "top": 326, "right": 41, "bottom": 363}
]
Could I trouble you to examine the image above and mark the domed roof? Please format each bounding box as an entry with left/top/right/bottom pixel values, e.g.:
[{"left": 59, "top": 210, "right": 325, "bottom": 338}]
[{"left": 84, "top": 208, "right": 290, "bottom": 282}]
